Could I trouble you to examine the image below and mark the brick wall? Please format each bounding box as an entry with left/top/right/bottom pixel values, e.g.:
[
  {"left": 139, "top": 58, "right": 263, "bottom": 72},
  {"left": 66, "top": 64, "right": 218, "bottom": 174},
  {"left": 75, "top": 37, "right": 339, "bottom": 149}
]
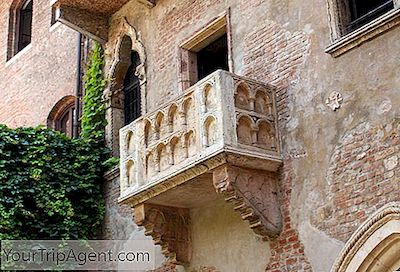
[
  {"left": 241, "top": 15, "right": 312, "bottom": 272},
  {"left": 312, "top": 119, "right": 400, "bottom": 242},
  {"left": 101, "top": 170, "right": 137, "bottom": 240},
  {"left": 0, "top": 0, "right": 77, "bottom": 128}
]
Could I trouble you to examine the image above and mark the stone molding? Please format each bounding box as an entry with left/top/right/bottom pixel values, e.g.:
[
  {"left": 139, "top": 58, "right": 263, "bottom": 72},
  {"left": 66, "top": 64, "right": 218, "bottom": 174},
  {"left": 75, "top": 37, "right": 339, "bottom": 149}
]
[
  {"left": 103, "top": 17, "right": 148, "bottom": 156},
  {"left": 331, "top": 202, "right": 400, "bottom": 272},
  {"left": 325, "top": 6, "right": 400, "bottom": 57}
]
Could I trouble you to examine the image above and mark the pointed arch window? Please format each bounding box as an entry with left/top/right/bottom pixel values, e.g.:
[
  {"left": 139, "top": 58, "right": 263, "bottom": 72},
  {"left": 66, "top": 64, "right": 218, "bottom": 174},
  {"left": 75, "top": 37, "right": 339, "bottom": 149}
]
[{"left": 124, "top": 51, "right": 142, "bottom": 125}]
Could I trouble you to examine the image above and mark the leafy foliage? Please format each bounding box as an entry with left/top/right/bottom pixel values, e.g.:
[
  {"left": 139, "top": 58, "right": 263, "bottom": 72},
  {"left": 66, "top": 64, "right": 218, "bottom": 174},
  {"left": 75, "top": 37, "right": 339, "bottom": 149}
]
[
  {"left": 81, "top": 42, "right": 107, "bottom": 142},
  {"left": 0, "top": 126, "right": 105, "bottom": 240},
  {"left": 0, "top": 42, "right": 115, "bottom": 240}
]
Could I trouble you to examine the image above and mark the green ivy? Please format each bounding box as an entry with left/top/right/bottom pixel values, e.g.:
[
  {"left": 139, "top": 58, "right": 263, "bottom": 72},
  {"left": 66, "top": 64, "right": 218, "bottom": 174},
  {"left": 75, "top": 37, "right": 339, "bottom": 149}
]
[
  {"left": 0, "top": 125, "right": 105, "bottom": 240},
  {"left": 81, "top": 42, "right": 119, "bottom": 168},
  {"left": 81, "top": 42, "right": 107, "bottom": 142},
  {"left": 0, "top": 42, "right": 116, "bottom": 241}
]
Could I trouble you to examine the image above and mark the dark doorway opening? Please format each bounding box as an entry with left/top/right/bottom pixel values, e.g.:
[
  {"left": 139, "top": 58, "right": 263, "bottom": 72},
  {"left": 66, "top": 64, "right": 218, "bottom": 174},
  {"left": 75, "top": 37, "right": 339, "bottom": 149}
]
[
  {"left": 197, "top": 34, "right": 229, "bottom": 81},
  {"left": 124, "top": 51, "right": 141, "bottom": 125}
]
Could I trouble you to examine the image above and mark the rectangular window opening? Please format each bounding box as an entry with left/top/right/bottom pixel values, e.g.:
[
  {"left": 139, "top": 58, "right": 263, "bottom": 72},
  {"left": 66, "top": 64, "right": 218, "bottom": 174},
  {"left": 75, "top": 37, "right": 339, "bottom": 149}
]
[
  {"left": 179, "top": 12, "right": 232, "bottom": 90},
  {"left": 196, "top": 33, "right": 229, "bottom": 81},
  {"left": 17, "top": 0, "right": 33, "bottom": 52},
  {"left": 345, "top": 0, "right": 394, "bottom": 33}
]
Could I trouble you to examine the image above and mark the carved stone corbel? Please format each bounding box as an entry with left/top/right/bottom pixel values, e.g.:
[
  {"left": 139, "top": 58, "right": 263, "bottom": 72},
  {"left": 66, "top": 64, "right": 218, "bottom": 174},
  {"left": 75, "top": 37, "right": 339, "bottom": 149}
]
[
  {"left": 213, "top": 164, "right": 282, "bottom": 239},
  {"left": 134, "top": 204, "right": 191, "bottom": 264}
]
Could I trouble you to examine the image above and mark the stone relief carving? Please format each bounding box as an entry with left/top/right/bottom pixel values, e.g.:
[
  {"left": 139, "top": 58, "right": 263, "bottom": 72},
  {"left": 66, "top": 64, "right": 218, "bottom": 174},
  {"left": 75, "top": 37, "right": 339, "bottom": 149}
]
[
  {"left": 119, "top": 71, "right": 283, "bottom": 261},
  {"left": 234, "top": 79, "right": 278, "bottom": 151},
  {"left": 326, "top": 91, "right": 343, "bottom": 111},
  {"left": 213, "top": 164, "right": 282, "bottom": 239},
  {"left": 134, "top": 203, "right": 191, "bottom": 264},
  {"left": 103, "top": 16, "right": 147, "bottom": 114},
  {"left": 103, "top": 17, "right": 148, "bottom": 156}
]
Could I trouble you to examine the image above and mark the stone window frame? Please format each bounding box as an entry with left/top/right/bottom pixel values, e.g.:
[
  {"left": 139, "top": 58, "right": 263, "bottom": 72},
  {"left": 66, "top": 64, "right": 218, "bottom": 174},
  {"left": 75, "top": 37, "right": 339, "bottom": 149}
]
[
  {"left": 325, "top": 0, "right": 400, "bottom": 57},
  {"left": 178, "top": 10, "right": 234, "bottom": 92},
  {"left": 6, "top": 0, "right": 33, "bottom": 61}
]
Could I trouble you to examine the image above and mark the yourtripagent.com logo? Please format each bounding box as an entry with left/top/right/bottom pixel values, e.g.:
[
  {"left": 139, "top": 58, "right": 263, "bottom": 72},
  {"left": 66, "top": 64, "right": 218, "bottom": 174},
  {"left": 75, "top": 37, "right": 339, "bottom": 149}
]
[{"left": 0, "top": 240, "right": 155, "bottom": 271}]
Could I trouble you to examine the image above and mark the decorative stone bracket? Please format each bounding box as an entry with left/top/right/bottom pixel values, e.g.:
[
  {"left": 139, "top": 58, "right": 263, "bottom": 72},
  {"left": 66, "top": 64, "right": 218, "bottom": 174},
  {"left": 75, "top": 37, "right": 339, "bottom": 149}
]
[
  {"left": 134, "top": 204, "right": 191, "bottom": 264},
  {"left": 131, "top": 163, "right": 282, "bottom": 265},
  {"left": 213, "top": 165, "right": 282, "bottom": 238}
]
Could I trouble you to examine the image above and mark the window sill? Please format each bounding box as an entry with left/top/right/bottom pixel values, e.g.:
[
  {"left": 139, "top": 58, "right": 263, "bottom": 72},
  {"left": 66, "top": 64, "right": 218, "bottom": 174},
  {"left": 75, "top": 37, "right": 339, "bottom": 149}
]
[
  {"left": 326, "top": 8, "right": 400, "bottom": 57},
  {"left": 5, "top": 43, "right": 33, "bottom": 67}
]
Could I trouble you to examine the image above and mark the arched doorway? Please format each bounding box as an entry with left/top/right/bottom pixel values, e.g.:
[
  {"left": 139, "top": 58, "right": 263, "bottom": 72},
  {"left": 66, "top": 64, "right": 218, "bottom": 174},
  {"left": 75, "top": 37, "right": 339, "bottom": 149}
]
[
  {"left": 331, "top": 202, "right": 400, "bottom": 272},
  {"left": 123, "top": 51, "right": 141, "bottom": 125}
]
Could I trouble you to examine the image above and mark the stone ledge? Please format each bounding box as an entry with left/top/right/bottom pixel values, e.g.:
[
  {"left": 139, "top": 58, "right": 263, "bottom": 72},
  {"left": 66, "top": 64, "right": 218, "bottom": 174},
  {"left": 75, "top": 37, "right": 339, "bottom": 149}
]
[{"left": 325, "top": 8, "right": 400, "bottom": 57}]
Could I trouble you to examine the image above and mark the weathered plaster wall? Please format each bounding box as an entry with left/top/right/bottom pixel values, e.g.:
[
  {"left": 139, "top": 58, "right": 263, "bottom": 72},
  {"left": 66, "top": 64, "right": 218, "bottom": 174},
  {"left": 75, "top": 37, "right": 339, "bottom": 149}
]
[
  {"left": 0, "top": 0, "right": 77, "bottom": 127},
  {"left": 105, "top": 0, "right": 400, "bottom": 269},
  {"left": 101, "top": 170, "right": 167, "bottom": 269},
  {"left": 189, "top": 198, "right": 270, "bottom": 272}
]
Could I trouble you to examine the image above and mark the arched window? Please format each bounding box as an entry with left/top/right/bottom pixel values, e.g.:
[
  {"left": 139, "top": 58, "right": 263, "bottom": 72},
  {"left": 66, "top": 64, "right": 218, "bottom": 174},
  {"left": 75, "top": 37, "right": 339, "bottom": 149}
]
[
  {"left": 123, "top": 51, "right": 141, "bottom": 125},
  {"left": 17, "top": 0, "right": 33, "bottom": 52},
  {"left": 55, "top": 104, "right": 75, "bottom": 137},
  {"left": 47, "top": 96, "right": 76, "bottom": 138}
]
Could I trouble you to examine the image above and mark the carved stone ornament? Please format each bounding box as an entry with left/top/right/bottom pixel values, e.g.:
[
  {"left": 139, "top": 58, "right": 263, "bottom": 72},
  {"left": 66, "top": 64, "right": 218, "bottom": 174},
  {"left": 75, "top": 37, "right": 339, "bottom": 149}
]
[
  {"left": 134, "top": 204, "right": 191, "bottom": 264},
  {"left": 213, "top": 164, "right": 282, "bottom": 239},
  {"left": 326, "top": 91, "right": 343, "bottom": 111},
  {"left": 103, "top": 16, "right": 147, "bottom": 111},
  {"left": 119, "top": 71, "right": 283, "bottom": 263}
]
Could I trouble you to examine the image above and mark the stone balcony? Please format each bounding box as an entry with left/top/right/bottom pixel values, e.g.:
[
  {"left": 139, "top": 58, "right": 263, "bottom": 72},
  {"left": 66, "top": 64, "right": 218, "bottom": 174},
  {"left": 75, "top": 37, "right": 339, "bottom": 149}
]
[{"left": 119, "top": 70, "right": 283, "bottom": 264}]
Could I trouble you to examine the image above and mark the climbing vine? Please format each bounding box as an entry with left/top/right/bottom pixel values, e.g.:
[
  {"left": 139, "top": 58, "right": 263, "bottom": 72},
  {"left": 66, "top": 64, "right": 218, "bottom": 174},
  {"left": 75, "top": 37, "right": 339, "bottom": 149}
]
[
  {"left": 81, "top": 42, "right": 107, "bottom": 142},
  {"left": 81, "top": 41, "right": 118, "bottom": 167}
]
